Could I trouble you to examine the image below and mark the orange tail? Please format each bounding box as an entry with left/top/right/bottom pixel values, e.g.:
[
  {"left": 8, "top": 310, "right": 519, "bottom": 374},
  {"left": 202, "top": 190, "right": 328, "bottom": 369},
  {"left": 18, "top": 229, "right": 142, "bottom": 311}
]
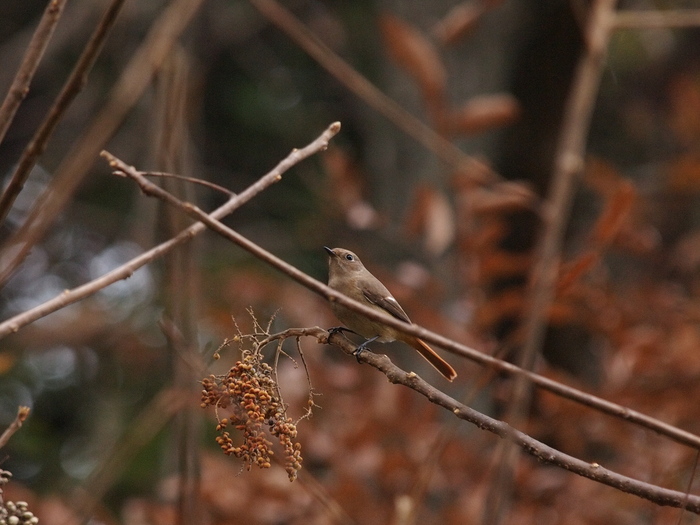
[{"left": 406, "top": 337, "right": 457, "bottom": 381}]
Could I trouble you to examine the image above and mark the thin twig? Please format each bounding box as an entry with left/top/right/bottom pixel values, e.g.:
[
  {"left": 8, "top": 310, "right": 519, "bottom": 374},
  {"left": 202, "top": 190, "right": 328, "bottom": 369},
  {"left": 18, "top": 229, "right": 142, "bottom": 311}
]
[
  {"left": 0, "top": 0, "right": 204, "bottom": 285},
  {"left": 159, "top": 317, "right": 207, "bottom": 375},
  {"left": 677, "top": 451, "right": 700, "bottom": 525},
  {"left": 321, "top": 330, "right": 700, "bottom": 514},
  {"left": 0, "top": 0, "right": 126, "bottom": 229},
  {"left": 151, "top": 48, "right": 203, "bottom": 525},
  {"left": 248, "top": 0, "right": 496, "bottom": 184},
  {"left": 0, "top": 406, "right": 30, "bottom": 450},
  {"left": 67, "top": 389, "right": 190, "bottom": 524},
  {"left": 107, "top": 159, "right": 700, "bottom": 453},
  {"left": 0, "top": 0, "right": 67, "bottom": 145},
  {"left": 614, "top": 9, "right": 700, "bottom": 28},
  {"left": 295, "top": 471, "right": 356, "bottom": 525},
  {"left": 133, "top": 171, "right": 235, "bottom": 196},
  {"left": 0, "top": 122, "right": 340, "bottom": 339}
]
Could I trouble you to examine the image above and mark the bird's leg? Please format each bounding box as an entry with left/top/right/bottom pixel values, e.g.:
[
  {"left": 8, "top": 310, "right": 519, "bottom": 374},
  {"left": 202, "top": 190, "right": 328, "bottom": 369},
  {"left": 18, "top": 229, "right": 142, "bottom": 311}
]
[
  {"left": 353, "top": 335, "right": 379, "bottom": 361},
  {"left": 327, "top": 326, "right": 358, "bottom": 337},
  {"left": 326, "top": 327, "right": 375, "bottom": 363}
]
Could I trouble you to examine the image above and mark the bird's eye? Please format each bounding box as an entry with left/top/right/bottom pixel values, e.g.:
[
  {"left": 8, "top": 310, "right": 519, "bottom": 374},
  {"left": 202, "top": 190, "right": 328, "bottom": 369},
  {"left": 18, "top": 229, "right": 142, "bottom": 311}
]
[{"left": 345, "top": 254, "right": 354, "bottom": 261}]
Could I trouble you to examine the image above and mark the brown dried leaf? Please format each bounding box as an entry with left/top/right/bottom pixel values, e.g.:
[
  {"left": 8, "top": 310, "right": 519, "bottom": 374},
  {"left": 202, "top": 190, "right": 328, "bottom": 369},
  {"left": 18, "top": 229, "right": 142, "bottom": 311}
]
[
  {"left": 451, "top": 156, "right": 500, "bottom": 188},
  {"left": 666, "top": 154, "right": 700, "bottom": 191},
  {"left": 475, "top": 288, "right": 526, "bottom": 329},
  {"left": 445, "top": 93, "right": 521, "bottom": 136},
  {"left": 322, "top": 147, "right": 380, "bottom": 229},
  {"left": 584, "top": 157, "right": 622, "bottom": 196},
  {"left": 591, "top": 178, "right": 635, "bottom": 247},
  {"left": 613, "top": 224, "right": 660, "bottom": 255},
  {"left": 379, "top": 13, "right": 447, "bottom": 116},
  {"left": 461, "top": 180, "right": 538, "bottom": 214},
  {"left": 323, "top": 146, "right": 364, "bottom": 209},
  {"left": 432, "top": 3, "right": 484, "bottom": 46},
  {"left": 557, "top": 251, "right": 599, "bottom": 293},
  {"left": 548, "top": 300, "right": 580, "bottom": 325},
  {"left": 405, "top": 185, "right": 455, "bottom": 255},
  {"left": 468, "top": 218, "right": 508, "bottom": 252},
  {"left": 671, "top": 230, "right": 700, "bottom": 274},
  {"left": 667, "top": 72, "right": 700, "bottom": 146},
  {"left": 478, "top": 251, "right": 532, "bottom": 281}
]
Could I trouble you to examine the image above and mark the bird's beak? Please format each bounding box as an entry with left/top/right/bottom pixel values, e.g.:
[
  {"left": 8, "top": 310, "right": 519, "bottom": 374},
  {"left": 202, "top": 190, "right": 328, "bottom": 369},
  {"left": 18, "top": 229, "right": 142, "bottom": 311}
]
[{"left": 323, "top": 246, "right": 336, "bottom": 257}]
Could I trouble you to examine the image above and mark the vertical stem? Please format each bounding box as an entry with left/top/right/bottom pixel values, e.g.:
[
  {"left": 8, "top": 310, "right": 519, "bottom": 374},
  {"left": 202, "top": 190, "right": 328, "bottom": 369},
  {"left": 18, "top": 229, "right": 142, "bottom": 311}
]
[
  {"left": 153, "top": 49, "right": 203, "bottom": 525},
  {"left": 484, "top": 1, "right": 619, "bottom": 522}
]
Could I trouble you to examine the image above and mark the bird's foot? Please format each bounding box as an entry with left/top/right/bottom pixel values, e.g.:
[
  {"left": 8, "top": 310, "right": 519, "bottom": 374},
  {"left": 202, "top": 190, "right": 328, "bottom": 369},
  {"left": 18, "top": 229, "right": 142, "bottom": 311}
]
[
  {"left": 353, "top": 336, "right": 379, "bottom": 362},
  {"left": 327, "top": 326, "right": 357, "bottom": 337}
]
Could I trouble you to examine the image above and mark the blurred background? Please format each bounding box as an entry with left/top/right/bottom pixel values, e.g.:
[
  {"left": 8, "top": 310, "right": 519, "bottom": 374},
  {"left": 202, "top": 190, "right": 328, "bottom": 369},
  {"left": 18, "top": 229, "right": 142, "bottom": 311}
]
[{"left": 1, "top": 0, "right": 700, "bottom": 523}]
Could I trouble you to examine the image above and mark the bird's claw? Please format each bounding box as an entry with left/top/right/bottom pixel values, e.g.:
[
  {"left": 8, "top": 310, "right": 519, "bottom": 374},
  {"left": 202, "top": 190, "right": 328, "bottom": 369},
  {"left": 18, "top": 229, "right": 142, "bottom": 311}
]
[{"left": 352, "top": 336, "right": 379, "bottom": 362}]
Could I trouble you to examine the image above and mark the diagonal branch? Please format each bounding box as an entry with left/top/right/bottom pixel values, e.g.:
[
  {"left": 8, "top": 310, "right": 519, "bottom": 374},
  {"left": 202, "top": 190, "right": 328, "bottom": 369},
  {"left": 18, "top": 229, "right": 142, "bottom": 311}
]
[
  {"left": 316, "top": 328, "right": 700, "bottom": 514},
  {"left": 248, "top": 0, "right": 495, "bottom": 184},
  {"left": 0, "top": 0, "right": 204, "bottom": 286},
  {"left": 0, "top": 0, "right": 126, "bottom": 229},
  {"left": 0, "top": 0, "right": 67, "bottom": 146},
  {"left": 68, "top": 389, "right": 190, "bottom": 522},
  {"left": 105, "top": 152, "right": 700, "bottom": 453},
  {"left": 0, "top": 122, "right": 340, "bottom": 340}
]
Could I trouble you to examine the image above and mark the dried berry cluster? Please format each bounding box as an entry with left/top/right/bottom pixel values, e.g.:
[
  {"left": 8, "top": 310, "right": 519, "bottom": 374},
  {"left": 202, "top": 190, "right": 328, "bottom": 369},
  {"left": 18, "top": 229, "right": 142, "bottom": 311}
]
[
  {"left": 0, "top": 470, "right": 38, "bottom": 525},
  {"left": 201, "top": 350, "right": 303, "bottom": 481}
]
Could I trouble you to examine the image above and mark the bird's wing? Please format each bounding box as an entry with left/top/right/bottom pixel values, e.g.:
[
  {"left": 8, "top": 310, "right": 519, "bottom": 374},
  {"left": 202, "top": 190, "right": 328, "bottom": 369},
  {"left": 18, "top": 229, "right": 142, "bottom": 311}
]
[{"left": 362, "top": 287, "right": 412, "bottom": 324}]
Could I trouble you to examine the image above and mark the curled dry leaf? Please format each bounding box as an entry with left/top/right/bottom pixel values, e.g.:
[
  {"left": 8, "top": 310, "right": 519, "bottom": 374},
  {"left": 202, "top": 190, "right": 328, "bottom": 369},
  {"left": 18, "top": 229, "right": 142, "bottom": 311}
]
[
  {"left": 444, "top": 93, "right": 521, "bottom": 136},
  {"left": 379, "top": 12, "right": 447, "bottom": 119},
  {"left": 459, "top": 180, "right": 537, "bottom": 215}
]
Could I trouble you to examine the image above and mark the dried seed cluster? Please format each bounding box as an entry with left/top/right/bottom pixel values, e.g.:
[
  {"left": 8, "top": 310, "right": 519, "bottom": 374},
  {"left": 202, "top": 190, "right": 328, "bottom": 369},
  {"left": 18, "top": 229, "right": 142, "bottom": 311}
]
[
  {"left": 201, "top": 350, "right": 303, "bottom": 481},
  {"left": 0, "top": 470, "right": 38, "bottom": 525}
]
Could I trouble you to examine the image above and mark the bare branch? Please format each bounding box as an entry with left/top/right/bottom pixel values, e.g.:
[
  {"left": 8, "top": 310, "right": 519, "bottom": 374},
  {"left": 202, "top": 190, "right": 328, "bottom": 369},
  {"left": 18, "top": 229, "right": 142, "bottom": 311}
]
[
  {"left": 0, "top": 0, "right": 204, "bottom": 285},
  {"left": 0, "top": 122, "right": 340, "bottom": 339},
  {"left": 488, "top": 1, "right": 618, "bottom": 514},
  {"left": 320, "top": 329, "right": 700, "bottom": 514},
  {"left": 107, "top": 156, "right": 700, "bottom": 453},
  {"left": 70, "top": 389, "right": 190, "bottom": 522},
  {"left": 0, "top": 0, "right": 67, "bottom": 145},
  {"left": 0, "top": 406, "right": 30, "bottom": 450},
  {"left": 0, "top": 0, "right": 126, "bottom": 229},
  {"left": 614, "top": 9, "right": 700, "bottom": 28},
  {"left": 135, "top": 171, "right": 235, "bottom": 196},
  {"left": 517, "top": 0, "right": 618, "bottom": 404},
  {"left": 248, "top": 0, "right": 497, "bottom": 184}
]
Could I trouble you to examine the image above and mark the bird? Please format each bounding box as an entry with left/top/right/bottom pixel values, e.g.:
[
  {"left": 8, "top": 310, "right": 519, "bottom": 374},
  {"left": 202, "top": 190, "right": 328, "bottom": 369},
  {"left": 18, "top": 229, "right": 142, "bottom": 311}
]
[{"left": 324, "top": 246, "right": 457, "bottom": 381}]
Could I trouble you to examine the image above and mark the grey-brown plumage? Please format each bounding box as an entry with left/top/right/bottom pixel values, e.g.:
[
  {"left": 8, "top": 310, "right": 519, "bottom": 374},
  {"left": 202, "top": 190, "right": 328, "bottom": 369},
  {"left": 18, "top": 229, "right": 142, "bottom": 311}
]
[{"left": 324, "top": 246, "right": 457, "bottom": 381}]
